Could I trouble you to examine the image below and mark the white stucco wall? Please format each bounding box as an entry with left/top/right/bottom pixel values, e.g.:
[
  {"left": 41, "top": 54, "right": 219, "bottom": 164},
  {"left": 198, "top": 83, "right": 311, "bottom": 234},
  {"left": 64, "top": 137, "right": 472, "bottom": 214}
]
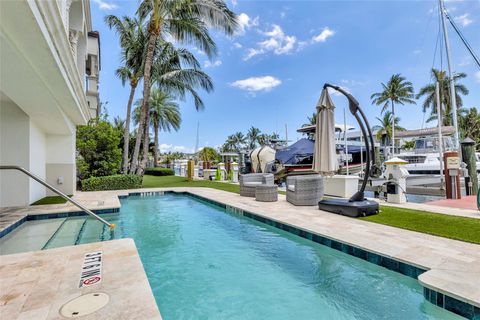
[
  {"left": 46, "top": 133, "right": 76, "bottom": 196},
  {"left": 29, "top": 120, "right": 47, "bottom": 202},
  {"left": 0, "top": 100, "right": 30, "bottom": 207}
]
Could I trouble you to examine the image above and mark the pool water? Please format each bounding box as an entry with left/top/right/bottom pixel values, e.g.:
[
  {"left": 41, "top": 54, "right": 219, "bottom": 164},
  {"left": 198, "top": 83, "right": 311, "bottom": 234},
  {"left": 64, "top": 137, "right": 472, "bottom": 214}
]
[{"left": 1, "top": 194, "right": 462, "bottom": 319}]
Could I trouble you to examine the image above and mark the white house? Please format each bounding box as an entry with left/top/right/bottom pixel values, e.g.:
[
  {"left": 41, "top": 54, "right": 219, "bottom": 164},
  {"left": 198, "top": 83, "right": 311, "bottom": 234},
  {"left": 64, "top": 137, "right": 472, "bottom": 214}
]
[{"left": 0, "top": 0, "right": 100, "bottom": 207}]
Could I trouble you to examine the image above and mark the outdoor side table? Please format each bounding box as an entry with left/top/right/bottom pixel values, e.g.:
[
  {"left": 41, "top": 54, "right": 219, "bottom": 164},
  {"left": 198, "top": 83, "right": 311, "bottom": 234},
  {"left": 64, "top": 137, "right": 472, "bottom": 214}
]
[{"left": 255, "top": 185, "right": 278, "bottom": 202}]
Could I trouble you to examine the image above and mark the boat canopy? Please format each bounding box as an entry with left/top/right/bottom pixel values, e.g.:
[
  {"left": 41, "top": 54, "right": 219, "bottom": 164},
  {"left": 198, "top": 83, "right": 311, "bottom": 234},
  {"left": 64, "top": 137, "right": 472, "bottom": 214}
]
[
  {"left": 275, "top": 138, "right": 314, "bottom": 165},
  {"left": 276, "top": 139, "right": 366, "bottom": 166}
]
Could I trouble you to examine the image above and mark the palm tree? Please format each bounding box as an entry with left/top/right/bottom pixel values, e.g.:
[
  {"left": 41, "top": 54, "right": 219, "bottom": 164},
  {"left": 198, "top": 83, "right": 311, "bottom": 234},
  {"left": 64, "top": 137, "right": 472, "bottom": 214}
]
[
  {"left": 131, "top": 0, "right": 237, "bottom": 175},
  {"left": 246, "top": 127, "right": 261, "bottom": 150},
  {"left": 459, "top": 107, "right": 480, "bottom": 149},
  {"left": 112, "top": 116, "right": 125, "bottom": 132},
  {"left": 105, "top": 15, "right": 146, "bottom": 173},
  {"left": 302, "top": 112, "right": 316, "bottom": 127},
  {"left": 230, "top": 132, "right": 246, "bottom": 151},
  {"left": 371, "top": 74, "right": 415, "bottom": 155},
  {"left": 372, "top": 111, "right": 406, "bottom": 147},
  {"left": 149, "top": 88, "right": 181, "bottom": 166},
  {"left": 136, "top": 42, "right": 214, "bottom": 174},
  {"left": 416, "top": 68, "right": 469, "bottom": 127}
]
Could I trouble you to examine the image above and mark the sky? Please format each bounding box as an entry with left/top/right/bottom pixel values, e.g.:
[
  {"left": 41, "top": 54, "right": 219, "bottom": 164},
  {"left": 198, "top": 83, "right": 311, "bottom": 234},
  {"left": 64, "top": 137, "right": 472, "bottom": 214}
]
[{"left": 90, "top": 0, "right": 480, "bottom": 154}]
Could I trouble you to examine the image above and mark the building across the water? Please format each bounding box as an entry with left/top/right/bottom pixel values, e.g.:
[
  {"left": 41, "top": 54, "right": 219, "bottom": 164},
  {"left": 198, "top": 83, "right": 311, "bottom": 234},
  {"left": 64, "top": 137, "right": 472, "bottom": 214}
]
[{"left": 0, "top": 0, "right": 100, "bottom": 207}]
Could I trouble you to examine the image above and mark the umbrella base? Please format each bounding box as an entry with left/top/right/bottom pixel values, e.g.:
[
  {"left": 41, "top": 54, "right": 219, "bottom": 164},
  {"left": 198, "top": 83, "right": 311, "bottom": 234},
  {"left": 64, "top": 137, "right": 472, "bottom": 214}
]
[{"left": 318, "top": 198, "right": 379, "bottom": 217}]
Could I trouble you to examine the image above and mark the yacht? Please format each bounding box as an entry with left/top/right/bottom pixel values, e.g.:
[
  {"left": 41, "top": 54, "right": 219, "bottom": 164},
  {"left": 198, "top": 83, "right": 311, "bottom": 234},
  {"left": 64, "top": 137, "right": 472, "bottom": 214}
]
[{"left": 396, "top": 136, "right": 480, "bottom": 174}]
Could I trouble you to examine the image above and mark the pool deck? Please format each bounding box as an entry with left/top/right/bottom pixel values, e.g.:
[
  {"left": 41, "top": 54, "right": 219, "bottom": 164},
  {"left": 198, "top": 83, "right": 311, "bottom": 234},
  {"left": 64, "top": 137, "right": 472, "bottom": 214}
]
[
  {"left": 0, "top": 238, "right": 161, "bottom": 320},
  {"left": 1, "top": 187, "right": 479, "bottom": 319}
]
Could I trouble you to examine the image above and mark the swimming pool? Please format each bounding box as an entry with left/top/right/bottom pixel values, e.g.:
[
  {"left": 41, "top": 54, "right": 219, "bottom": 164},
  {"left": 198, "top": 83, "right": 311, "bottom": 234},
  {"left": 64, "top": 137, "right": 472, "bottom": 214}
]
[{"left": 1, "top": 193, "right": 463, "bottom": 319}]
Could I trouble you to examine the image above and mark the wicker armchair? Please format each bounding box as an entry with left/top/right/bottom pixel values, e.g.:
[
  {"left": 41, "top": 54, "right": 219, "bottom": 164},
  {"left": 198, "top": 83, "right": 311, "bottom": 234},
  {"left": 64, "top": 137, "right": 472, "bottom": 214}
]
[
  {"left": 239, "top": 173, "right": 274, "bottom": 197},
  {"left": 286, "top": 175, "right": 324, "bottom": 206}
]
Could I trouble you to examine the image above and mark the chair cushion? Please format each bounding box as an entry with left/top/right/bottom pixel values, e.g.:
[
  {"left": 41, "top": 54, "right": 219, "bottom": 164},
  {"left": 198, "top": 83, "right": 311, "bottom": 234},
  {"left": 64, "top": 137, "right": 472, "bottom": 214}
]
[
  {"left": 244, "top": 182, "right": 262, "bottom": 187},
  {"left": 287, "top": 184, "right": 295, "bottom": 192}
]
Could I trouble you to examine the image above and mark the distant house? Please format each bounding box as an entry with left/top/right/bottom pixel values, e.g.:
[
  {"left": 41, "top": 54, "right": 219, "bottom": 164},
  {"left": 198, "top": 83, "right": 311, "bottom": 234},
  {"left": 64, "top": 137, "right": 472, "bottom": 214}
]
[{"left": 0, "top": 0, "right": 100, "bottom": 207}]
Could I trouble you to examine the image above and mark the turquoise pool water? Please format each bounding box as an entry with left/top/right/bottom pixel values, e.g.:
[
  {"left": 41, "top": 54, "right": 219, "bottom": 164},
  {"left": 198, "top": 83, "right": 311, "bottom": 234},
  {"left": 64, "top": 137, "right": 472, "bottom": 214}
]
[{"left": 1, "top": 194, "right": 462, "bottom": 319}]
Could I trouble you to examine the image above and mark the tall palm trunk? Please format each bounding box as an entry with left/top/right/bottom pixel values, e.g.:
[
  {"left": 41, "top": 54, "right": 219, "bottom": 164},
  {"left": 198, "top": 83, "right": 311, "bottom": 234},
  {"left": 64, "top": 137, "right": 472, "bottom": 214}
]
[
  {"left": 137, "top": 110, "right": 151, "bottom": 174},
  {"left": 130, "top": 30, "right": 158, "bottom": 174},
  {"left": 391, "top": 100, "right": 395, "bottom": 156},
  {"left": 153, "top": 121, "right": 159, "bottom": 167},
  {"left": 122, "top": 82, "right": 137, "bottom": 173}
]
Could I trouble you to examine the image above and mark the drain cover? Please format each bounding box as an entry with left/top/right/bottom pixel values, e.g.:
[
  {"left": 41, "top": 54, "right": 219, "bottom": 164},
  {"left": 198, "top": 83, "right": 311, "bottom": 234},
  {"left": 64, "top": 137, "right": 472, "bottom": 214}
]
[{"left": 60, "top": 293, "right": 109, "bottom": 318}]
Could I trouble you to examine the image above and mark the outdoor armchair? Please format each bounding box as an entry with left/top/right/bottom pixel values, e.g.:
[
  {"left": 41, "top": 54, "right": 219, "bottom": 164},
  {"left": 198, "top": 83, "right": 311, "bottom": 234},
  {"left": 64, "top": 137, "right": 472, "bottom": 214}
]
[
  {"left": 239, "top": 173, "right": 274, "bottom": 197},
  {"left": 286, "top": 175, "right": 324, "bottom": 206}
]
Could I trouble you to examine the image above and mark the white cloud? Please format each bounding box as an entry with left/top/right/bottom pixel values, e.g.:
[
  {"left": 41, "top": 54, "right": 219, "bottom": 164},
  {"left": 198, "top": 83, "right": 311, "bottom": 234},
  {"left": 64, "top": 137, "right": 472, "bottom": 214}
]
[
  {"left": 457, "top": 56, "right": 472, "bottom": 67},
  {"left": 244, "top": 25, "right": 296, "bottom": 60},
  {"left": 236, "top": 13, "right": 259, "bottom": 35},
  {"left": 280, "top": 12, "right": 286, "bottom": 19},
  {"left": 297, "top": 41, "right": 309, "bottom": 51},
  {"left": 475, "top": 71, "right": 480, "bottom": 83},
  {"left": 412, "top": 49, "right": 422, "bottom": 55},
  {"left": 244, "top": 48, "right": 264, "bottom": 60},
  {"left": 92, "top": 0, "right": 118, "bottom": 10},
  {"left": 341, "top": 79, "right": 366, "bottom": 86},
  {"left": 312, "top": 27, "right": 335, "bottom": 43},
  {"left": 204, "top": 60, "right": 222, "bottom": 68},
  {"left": 159, "top": 143, "right": 195, "bottom": 154},
  {"left": 231, "top": 0, "right": 238, "bottom": 6},
  {"left": 230, "top": 76, "right": 281, "bottom": 92},
  {"left": 327, "top": 86, "right": 350, "bottom": 97},
  {"left": 454, "top": 13, "right": 473, "bottom": 27},
  {"left": 233, "top": 42, "right": 242, "bottom": 49}
]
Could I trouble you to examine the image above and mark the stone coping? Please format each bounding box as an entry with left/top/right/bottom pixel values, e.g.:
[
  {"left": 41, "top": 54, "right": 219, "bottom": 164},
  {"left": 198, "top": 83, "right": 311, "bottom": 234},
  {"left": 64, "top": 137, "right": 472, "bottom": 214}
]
[
  {"left": 0, "top": 238, "right": 161, "bottom": 320},
  {"left": 1, "top": 187, "right": 479, "bottom": 318}
]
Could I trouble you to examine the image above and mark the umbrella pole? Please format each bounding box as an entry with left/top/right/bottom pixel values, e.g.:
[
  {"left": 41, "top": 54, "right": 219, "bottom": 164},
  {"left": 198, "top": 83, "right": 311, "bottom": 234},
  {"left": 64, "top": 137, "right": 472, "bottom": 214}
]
[{"left": 318, "top": 83, "right": 379, "bottom": 217}]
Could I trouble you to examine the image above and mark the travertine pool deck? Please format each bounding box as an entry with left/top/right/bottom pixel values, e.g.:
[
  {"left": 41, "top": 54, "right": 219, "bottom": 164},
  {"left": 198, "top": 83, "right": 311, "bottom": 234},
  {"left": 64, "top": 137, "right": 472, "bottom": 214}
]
[
  {"left": 1, "top": 187, "right": 479, "bottom": 319},
  {"left": 0, "top": 238, "right": 161, "bottom": 320}
]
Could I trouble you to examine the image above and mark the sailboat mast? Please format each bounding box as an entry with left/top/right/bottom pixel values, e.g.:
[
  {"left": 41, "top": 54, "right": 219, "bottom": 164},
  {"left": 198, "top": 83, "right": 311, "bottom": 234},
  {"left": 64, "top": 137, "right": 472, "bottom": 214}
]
[{"left": 439, "top": 0, "right": 460, "bottom": 152}]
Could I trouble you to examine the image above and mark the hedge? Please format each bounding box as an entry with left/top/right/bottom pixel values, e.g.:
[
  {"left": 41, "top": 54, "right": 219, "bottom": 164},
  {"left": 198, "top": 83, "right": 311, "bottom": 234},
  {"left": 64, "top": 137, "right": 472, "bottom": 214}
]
[
  {"left": 81, "top": 174, "right": 143, "bottom": 191},
  {"left": 144, "top": 168, "right": 175, "bottom": 176}
]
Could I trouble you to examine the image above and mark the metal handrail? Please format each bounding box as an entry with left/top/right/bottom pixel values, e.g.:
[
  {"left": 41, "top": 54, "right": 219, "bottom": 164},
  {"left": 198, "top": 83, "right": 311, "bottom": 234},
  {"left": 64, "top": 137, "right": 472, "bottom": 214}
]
[{"left": 0, "top": 165, "right": 116, "bottom": 230}]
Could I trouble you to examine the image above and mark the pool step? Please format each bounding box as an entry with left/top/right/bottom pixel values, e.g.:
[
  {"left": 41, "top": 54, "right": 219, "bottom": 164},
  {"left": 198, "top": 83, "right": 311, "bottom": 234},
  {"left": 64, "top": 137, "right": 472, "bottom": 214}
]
[
  {"left": 0, "top": 218, "right": 66, "bottom": 255},
  {"left": 43, "top": 218, "right": 86, "bottom": 249},
  {"left": 76, "top": 218, "right": 106, "bottom": 244}
]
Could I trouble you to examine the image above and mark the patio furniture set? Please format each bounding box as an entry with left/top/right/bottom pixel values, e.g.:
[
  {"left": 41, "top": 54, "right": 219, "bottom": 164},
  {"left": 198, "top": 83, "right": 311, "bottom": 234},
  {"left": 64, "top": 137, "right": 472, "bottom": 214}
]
[{"left": 239, "top": 173, "right": 324, "bottom": 205}]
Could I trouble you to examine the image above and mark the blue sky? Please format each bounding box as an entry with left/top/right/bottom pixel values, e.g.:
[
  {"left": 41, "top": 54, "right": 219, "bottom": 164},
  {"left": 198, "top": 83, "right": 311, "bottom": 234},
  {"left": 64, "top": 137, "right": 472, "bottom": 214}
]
[{"left": 91, "top": 0, "right": 480, "bottom": 153}]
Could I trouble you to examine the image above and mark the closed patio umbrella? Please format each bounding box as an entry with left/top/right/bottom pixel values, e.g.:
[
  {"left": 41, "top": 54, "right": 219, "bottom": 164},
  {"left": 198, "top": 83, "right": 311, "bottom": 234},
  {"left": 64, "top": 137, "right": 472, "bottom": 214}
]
[{"left": 313, "top": 88, "right": 338, "bottom": 175}]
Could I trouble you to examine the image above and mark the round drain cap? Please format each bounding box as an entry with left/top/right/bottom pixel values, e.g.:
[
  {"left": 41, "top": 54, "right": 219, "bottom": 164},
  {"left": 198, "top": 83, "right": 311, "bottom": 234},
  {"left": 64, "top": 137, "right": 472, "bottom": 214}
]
[{"left": 60, "top": 293, "right": 109, "bottom": 318}]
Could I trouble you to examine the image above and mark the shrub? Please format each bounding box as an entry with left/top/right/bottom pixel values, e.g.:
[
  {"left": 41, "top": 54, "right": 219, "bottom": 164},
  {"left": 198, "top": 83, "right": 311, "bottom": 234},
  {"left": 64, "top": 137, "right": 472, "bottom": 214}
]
[
  {"left": 81, "top": 174, "right": 142, "bottom": 191},
  {"left": 144, "top": 168, "right": 175, "bottom": 176},
  {"left": 76, "top": 119, "right": 122, "bottom": 180}
]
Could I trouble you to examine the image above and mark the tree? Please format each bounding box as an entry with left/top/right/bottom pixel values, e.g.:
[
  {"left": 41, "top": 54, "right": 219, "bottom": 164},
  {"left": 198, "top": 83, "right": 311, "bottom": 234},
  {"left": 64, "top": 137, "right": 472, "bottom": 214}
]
[
  {"left": 112, "top": 116, "right": 125, "bottom": 132},
  {"left": 198, "top": 147, "right": 219, "bottom": 162},
  {"left": 149, "top": 88, "right": 181, "bottom": 167},
  {"left": 230, "top": 132, "right": 246, "bottom": 151},
  {"left": 76, "top": 120, "right": 122, "bottom": 180},
  {"left": 302, "top": 112, "right": 316, "bottom": 127},
  {"left": 372, "top": 111, "right": 405, "bottom": 147},
  {"left": 416, "top": 68, "right": 469, "bottom": 126},
  {"left": 105, "top": 15, "right": 147, "bottom": 173},
  {"left": 402, "top": 140, "right": 416, "bottom": 151},
  {"left": 371, "top": 74, "right": 415, "bottom": 155},
  {"left": 246, "top": 126, "right": 261, "bottom": 150},
  {"left": 131, "top": 0, "right": 237, "bottom": 175},
  {"left": 136, "top": 42, "right": 213, "bottom": 173},
  {"left": 459, "top": 107, "right": 480, "bottom": 150}
]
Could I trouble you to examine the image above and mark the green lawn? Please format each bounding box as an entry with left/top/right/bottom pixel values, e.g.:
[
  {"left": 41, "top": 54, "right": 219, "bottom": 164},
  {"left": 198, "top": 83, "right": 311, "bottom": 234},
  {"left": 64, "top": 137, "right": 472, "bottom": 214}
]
[
  {"left": 142, "top": 175, "right": 480, "bottom": 244},
  {"left": 31, "top": 195, "right": 70, "bottom": 205},
  {"left": 143, "top": 175, "right": 287, "bottom": 195},
  {"left": 361, "top": 206, "right": 480, "bottom": 244},
  {"left": 142, "top": 175, "right": 241, "bottom": 193}
]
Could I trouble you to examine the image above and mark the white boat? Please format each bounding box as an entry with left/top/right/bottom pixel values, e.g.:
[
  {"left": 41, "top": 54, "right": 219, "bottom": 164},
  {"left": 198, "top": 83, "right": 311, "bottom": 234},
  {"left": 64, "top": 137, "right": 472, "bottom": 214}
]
[{"left": 396, "top": 136, "right": 480, "bottom": 174}]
